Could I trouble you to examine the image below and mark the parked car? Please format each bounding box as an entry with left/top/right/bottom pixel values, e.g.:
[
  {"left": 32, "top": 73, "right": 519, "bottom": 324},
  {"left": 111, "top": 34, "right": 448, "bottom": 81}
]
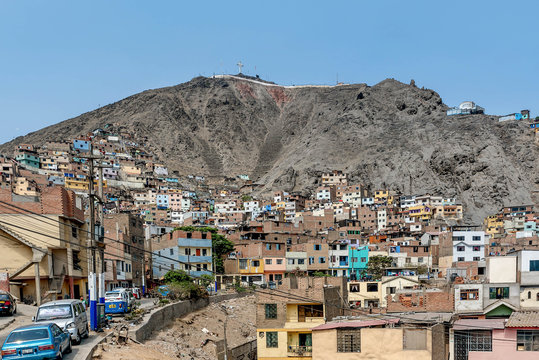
[
  {"left": 1, "top": 323, "right": 71, "bottom": 359},
  {"left": 0, "top": 291, "right": 17, "bottom": 316},
  {"left": 34, "top": 299, "right": 89, "bottom": 345},
  {"left": 105, "top": 289, "right": 130, "bottom": 314}
]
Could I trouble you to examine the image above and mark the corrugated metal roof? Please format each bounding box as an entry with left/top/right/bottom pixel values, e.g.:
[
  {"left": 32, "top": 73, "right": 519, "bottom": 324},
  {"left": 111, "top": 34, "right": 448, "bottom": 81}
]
[
  {"left": 506, "top": 311, "right": 539, "bottom": 328},
  {"left": 453, "top": 319, "right": 505, "bottom": 331},
  {"left": 312, "top": 318, "right": 400, "bottom": 331}
]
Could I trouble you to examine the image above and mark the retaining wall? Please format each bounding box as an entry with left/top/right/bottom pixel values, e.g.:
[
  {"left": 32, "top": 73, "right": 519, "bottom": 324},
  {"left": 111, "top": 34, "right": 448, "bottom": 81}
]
[{"left": 132, "top": 291, "right": 253, "bottom": 343}]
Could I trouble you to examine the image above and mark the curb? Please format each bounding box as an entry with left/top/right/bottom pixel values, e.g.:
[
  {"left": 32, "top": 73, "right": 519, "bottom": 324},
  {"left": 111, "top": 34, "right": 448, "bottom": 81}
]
[
  {"left": 83, "top": 333, "right": 111, "bottom": 360},
  {"left": 0, "top": 318, "right": 15, "bottom": 331}
]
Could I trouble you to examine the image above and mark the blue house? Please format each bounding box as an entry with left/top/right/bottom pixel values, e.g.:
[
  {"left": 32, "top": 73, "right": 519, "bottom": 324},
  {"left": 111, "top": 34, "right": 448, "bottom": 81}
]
[
  {"left": 349, "top": 246, "right": 369, "bottom": 280},
  {"left": 73, "top": 139, "right": 91, "bottom": 152}
]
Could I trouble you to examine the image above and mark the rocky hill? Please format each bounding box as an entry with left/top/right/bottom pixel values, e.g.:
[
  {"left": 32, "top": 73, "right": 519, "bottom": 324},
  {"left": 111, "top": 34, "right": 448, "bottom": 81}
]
[{"left": 1, "top": 75, "right": 537, "bottom": 222}]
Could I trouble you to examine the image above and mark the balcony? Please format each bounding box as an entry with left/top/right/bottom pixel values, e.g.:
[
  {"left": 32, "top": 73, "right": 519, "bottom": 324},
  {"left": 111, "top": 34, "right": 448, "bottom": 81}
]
[
  {"left": 188, "top": 270, "right": 212, "bottom": 278},
  {"left": 287, "top": 345, "right": 312, "bottom": 357}
]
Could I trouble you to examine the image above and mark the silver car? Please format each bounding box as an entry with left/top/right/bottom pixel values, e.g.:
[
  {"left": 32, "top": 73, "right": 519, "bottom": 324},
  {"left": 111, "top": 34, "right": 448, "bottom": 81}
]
[{"left": 33, "top": 299, "right": 89, "bottom": 344}]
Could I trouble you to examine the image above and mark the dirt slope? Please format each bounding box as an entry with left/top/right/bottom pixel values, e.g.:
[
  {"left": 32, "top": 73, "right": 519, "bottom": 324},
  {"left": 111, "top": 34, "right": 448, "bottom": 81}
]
[{"left": 1, "top": 75, "right": 537, "bottom": 222}]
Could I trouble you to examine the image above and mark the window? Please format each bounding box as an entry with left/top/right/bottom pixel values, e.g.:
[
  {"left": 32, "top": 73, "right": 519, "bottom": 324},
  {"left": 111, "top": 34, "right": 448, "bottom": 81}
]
[
  {"left": 360, "top": 257, "right": 366, "bottom": 263},
  {"left": 319, "top": 257, "right": 326, "bottom": 264},
  {"left": 202, "top": 249, "right": 207, "bottom": 256},
  {"left": 458, "top": 257, "right": 465, "bottom": 262},
  {"left": 516, "top": 330, "right": 539, "bottom": 351},
  {"left": 170, "top": 264, "right": 174, "bottom": 270},
  {"left": 387, "top": 286, "right": 396, "bottom": 294},
  {"left": 350, "top": 284, "right": 359, "bottom": 292},
  {"left": 71, "top": 226, "right": 78, "bottom": 239},
  {"left": 309, "top": 257, "right": 315, "bottom": 265},
  {"left": 460, "top": 289, "right": 479, "bottom": 300},
  {"left": 266, "top": 243, "right": 272, "bottom": 250},
  {"left": 367, "top": 283, "right": 378, "bottom": 292},
  {"left": 276, "top": 259, "right": 283, "bottom": 265},
  {"left": 413, "top": 247, "right": 418, "bottom": 253},
  {"left": 169, "top": 248, "right": 174, "bottom": 255},
  {"left": 252, "top": 260, "right": 260, "bottom": 267},
  {"left": 454, "top": 330, "right": 492, "bottom": 360},
  {"left": 473, "top": 257, "right": 480, "bottom": 261},
  {"left": 473, "top": 246, "right": 481, "bottom": 252},
  {"left": 239, "top": 259, "right": 248, "bottom": 270},
  {"left": 472, "top": 236, "right": 482, "bottom": 241},
  {"left": 489, "top": 287, "right": 509, "bottom": 299},
  {"left": 288, "top": 259, "right": 295, "bottom": 265},
  {"left": 453, "top": 236, "right": 465, "bottom": 242},
  {"left": 265, "top": 304, "right": 277, "bottom": 319},
  {"left": 265, "top": 259, "right": 272, "bottom": 265},
  {"left": 403, "top": 328, "right": 427, "bottom": 350},
  {"left": 457, "top": 246, "right": 465, "bottom": 252},
  {"left": 352, "top": 257, "right": 358, "bottom": 263},
  {"left": 298, "top": 304, "right": 323, "bottom": 318},
  {"left": 298, "top": 259, "right": 305, "bottom": 265},
  {"left": 266, "top": 331, "right": 278, "bottom": 348},
  {"left": 530, "top": 260, "right": 539, "bottom": 272},
  {"left": 337, "top": 329, "right": 361, "bottom": 352},
  {"left": 276, "top": 244, "right": 282, "bottom": 250},
  {"left": 418, "top": 257, "right": 423, "bottom": 263}
]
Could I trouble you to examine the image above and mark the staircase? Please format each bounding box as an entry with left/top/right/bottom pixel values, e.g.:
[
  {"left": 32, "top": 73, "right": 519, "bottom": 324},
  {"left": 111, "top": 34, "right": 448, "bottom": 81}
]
[{"left": 42, "top": 265, "right": 66, "bottom": 302}]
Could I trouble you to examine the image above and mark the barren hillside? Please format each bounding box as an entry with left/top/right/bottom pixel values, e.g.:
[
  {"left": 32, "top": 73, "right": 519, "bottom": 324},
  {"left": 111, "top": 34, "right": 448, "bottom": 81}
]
[{"left": 1, "top": 75, "right": 537, "bottom": 222}]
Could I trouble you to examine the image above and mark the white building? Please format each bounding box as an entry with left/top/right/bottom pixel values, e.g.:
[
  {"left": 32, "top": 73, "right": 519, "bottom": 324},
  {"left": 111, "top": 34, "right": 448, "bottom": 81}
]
[{"left": 452, "top": 230, "right": 486, "bottom": 263}]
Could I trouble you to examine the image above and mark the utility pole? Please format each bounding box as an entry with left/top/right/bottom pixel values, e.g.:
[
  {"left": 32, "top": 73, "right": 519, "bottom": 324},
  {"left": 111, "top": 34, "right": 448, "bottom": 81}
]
[
  {"left": 88, "top": 144, "right": 97, "bottom": 331},
  {"left": 98, "top": 165, "right": 105, "bottom": 305}
]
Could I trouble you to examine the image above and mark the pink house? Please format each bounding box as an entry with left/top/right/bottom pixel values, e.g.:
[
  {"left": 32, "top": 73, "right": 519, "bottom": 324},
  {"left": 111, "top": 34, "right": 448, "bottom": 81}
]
[
  {"left": 453, "top": 312, "right": 539, "bottom": 360},
  {"left": 263, "top": 257, "right": 286, "bottom": 283}
]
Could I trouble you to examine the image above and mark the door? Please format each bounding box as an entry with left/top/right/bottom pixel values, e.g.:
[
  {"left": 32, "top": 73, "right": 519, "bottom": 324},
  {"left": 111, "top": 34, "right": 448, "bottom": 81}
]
[
  {"left": 74, "top": 285, "right": 80, "bottom": 299},
  {"left": 269, "top": 274, "right": 274, "bottom": 281},
  {"left": 196, "top": 249, "right": 201, "bottom": 256},
  {"left": 298, "top": 306, "right": 306, "bottom": 322},
  {"left": 299, "top": 333, "right": 312, "bottom": 348}
]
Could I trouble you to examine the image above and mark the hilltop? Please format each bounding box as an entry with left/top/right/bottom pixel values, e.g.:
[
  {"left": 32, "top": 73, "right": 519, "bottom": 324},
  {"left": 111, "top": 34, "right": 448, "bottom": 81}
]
[{"left": 1, "top": 75, "right": 537, "bottom": 222}]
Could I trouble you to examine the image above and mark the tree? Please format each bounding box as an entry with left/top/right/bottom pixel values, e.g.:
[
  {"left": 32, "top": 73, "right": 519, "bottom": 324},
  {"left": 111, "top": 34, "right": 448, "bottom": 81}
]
[
  {"left": 176, "top": 226, "right": 234, "bottom": 274},
  {"left": 163, "top": 269, "right": 191, "bottom": 284},
  {"left": 366, "top": 255, "right": 393, "bottom": 280}
]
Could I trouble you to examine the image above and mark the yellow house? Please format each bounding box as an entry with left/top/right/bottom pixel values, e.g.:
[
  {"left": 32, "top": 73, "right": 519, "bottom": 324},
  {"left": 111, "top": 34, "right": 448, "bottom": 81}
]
[
  {"left": 65, "top": 178, "right": 107, "bottom": 192},
  {"left": 349, "top": 276, "right": 420, "bottom": 309},
  {"left": 374, "top": 190, "right": 388, "bottom": 200},
  {"left": 348, "top": 281, "right": 382, "bottom": 309},
  {"left": 239, "top": 258, "right": 264, "bottom": 274},
  {"left": 257, "top": 277, "right": 348, "bottom": 360},
  {"left": 484, "top": 215, "right": 504, "bottom": 236},
  {"left": 311, "top": 319, "right": 444, "bottom": 360},
  {"left": 0, "top": 187, "right": 88, "bottom": 305},
  {"left": 408, "top": 205, "right": 433, "bottom": 221}
]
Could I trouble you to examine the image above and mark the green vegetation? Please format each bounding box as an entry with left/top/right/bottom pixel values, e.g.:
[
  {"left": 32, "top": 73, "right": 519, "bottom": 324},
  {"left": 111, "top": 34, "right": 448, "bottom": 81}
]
[
  {"left": 241, "top": 195, "right": 252, "bottom": 202},
  {"left": 366, "top": 255, "right": 393, "bottom": 280},
  {"left": 175, "top": 226, "right": 234, "bottom": 274},
  {"left": 162, "top": 269, "right": 207, "bottom": 300}
]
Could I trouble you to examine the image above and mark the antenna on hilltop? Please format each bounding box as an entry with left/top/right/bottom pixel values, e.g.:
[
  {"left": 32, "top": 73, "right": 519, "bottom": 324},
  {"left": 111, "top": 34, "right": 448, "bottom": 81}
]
[{"left": 237, "top": 61, "right": 243, "bottom": 74}]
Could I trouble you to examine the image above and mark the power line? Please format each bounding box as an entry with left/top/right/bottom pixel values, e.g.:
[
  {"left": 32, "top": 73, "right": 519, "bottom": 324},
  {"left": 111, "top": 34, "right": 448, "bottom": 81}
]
[{"left": 0, "top": 199, "right": 218, "bottom": 274}]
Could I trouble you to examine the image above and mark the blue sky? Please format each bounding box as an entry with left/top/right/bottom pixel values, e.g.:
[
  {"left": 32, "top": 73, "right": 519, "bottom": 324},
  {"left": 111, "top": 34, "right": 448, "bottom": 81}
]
[{"left": 1, "top": 0, "right": 537, "bottom": 143}]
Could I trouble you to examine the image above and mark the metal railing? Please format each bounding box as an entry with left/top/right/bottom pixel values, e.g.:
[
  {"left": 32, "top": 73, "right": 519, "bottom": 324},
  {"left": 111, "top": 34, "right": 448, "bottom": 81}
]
[{"left": 288, "top": 345, "right": 312, "bottom": 356}]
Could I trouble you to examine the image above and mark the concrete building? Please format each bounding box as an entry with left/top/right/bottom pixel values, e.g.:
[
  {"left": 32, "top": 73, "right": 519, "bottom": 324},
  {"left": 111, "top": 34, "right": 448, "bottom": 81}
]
[
  {"left": 452, "top": 230, "right": 486, "bottom": 263},
  {"left": 103, "top": 213, "right": 145, "bottom": 290},
  {"left": 152, "top": 229, "right": 213, "bottom": 279},
  {"left": 256, "top": 276, "right": 348, "bottom": 360},
  {"left": 312, "top": 319, "right": 445, "bottom": 360},
  {"left": 0, "top": 187, "right": 88, "bottom": 304}
]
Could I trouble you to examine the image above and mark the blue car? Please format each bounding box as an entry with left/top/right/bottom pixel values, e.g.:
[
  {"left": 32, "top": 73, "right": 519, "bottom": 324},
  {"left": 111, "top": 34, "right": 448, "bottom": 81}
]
[{"left": 1, "top": 323, "right": 71, "bottom": 359}]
